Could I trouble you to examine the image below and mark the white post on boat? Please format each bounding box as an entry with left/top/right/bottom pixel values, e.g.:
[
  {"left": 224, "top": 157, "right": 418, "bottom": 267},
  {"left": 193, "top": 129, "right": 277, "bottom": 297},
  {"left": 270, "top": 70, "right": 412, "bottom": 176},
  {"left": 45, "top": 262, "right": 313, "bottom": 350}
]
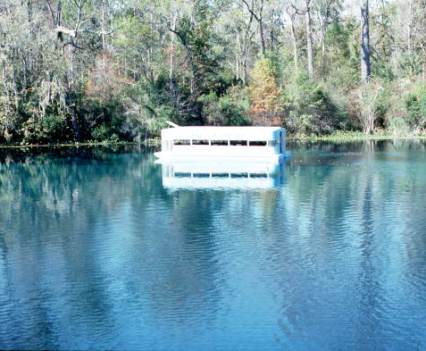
[{"left": 166, "top": 121, "right": 180, "bottom": 128}]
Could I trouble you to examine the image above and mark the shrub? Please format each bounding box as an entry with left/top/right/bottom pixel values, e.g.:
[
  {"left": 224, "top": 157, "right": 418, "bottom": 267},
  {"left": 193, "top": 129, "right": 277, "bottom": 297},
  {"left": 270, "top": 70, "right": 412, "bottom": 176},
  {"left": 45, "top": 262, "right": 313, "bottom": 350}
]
[
  {"left": 283, "top": 73, "right": 344, "bottom": 135},
  {"left": 92, "top": 124, "right": 112, "bottom": 142},
  {"left": 405, "top": 82, "right": 426, "bottom": 131},
  {"left": 381, "top": 86, "right": 410, "bottom": 135},
  {"left": 200, "top": 91, "right": 250, "bottom": 126},
  {"left": 0, "top": 98, "right": 19, "bottom": 143},
  {"left": 22, "top": 114, "right": 71, "bottom": 144}
]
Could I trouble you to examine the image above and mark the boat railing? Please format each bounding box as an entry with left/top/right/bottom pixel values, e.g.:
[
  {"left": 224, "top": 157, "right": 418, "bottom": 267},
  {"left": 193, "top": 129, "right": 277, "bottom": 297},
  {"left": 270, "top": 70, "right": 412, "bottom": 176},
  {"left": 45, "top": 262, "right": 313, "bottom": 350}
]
[{"left": 170, "top": 139, "right": 278, "bottom": 147}]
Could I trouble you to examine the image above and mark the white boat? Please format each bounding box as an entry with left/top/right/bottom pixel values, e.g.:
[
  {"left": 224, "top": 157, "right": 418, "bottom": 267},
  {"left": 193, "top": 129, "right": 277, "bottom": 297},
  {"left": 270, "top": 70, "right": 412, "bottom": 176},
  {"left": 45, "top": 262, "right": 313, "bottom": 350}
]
[{"left": 154, "top": 123, "right": 286, "bottom": 162}]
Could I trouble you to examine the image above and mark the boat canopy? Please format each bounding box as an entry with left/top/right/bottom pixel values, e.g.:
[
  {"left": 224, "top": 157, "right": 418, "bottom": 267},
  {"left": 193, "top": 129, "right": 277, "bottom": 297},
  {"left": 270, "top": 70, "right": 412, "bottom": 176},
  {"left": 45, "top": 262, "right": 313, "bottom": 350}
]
[{"left": 161, "top": 126, "right": 284, "bottom": 142}]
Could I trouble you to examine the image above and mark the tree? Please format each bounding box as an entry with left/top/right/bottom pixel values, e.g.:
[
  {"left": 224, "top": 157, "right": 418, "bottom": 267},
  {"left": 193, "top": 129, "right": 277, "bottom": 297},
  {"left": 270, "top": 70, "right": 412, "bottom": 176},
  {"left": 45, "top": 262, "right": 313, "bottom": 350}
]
[
  {"left": 290, "top": 0, "right": 314, "bottom": 79},
  {"left": 285, "top": 3, "right": 299, "bottom": 71},
  {"left": 305, "top": 0, "right": 314, "bottom": 79},
  {"left": 248, "top": 58, "right": 281, "bottom": 124},
  {"left": 314, "top": 0, "right": 343, "bottom": 76},
  {"left": 360, "top": 0, "right": 371, "bottom": 82},
  {"left": 241, "top": 0, "right": 266, "bottom": 54},
  {"left": 1, "top": 0, "right": 426, "bottom": 143}
]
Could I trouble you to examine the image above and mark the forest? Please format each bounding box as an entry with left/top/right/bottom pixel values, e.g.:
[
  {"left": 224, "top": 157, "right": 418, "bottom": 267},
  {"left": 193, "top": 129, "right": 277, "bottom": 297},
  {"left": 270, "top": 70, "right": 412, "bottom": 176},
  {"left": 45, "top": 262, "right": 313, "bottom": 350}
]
[{"left": 1, "top": 0, "right": 426, "bottom": 144}]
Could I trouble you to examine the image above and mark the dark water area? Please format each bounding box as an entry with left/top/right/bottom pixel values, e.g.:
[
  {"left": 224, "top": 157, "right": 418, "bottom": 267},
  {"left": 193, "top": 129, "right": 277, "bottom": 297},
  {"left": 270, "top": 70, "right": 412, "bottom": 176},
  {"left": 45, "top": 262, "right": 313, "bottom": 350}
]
[{"left": 0, "top": 141, "right": 425, "bottom": 350}]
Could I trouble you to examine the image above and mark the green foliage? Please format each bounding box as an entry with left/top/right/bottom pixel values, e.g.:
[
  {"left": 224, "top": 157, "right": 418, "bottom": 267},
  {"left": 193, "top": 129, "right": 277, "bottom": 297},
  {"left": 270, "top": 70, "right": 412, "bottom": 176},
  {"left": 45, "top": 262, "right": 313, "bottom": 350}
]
[
  {"left": 0, "top": 96, "right": 19, "bottom": 143},
  {"left": 371, "top": 2, "right": 397, "bottom": 81},
  {"left": 91, "top": 124, "right": 120, "bottom": 142},
  {"left": 264, "top": 50, "right": 288, "bottom": 86},
  {"left": 172, "top": 1, "right": 238, "bottom": 123},
  {"left": 199, "top": 90, "right": 250, "bottom": 126},
  {"left": 119, "top": 80, "right": 173, "bottom": 140},
  {"left": 283, "top": 73, "right": 344, "bottom": 135},
  {"left": 22, "top": 115, "right": 72, "bottom": 144},
  {"left": 398, "top": 53, "right": 424, "bottom": 78},
  {"left": 1, "top": 0, "right": 426, "bottom": 145},
  {"left": 352, "top": 80, "right": 426, "bottom": 136},
  {"left": 405, "top": 83, "right": 426, "bottom": 130},
  {"left": 322, "top": 21, "right": 359, "bottom": 90}
]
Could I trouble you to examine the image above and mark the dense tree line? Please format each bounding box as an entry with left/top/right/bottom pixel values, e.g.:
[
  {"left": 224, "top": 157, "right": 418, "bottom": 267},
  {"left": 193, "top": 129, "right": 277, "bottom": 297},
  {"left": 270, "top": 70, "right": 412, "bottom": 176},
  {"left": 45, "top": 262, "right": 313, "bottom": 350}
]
[{"left": 0, "top": 0, "right": 426, "bottom": 144}]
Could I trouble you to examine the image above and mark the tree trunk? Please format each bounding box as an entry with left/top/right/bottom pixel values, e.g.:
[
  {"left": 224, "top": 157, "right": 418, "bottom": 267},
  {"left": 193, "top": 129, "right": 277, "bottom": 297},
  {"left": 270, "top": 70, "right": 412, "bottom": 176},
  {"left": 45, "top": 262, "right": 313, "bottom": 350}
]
[
  {"left": 258, "top": 0, "right": 266, "bottom": 54},
  {"left": 289, "top": 12, "right": 299, "bottom": 72},
  {"left": 242, "top": 6, "right": 254, "bottom": 84},
  {"left": 259, "top": 18, "right": 266, "bottom": 54},
  {"left": 407, "top": 0, "right": 413, "bottom": 76},
  {"left": 169, "top": 14, "right": 177, "bottom": 85},
  {"left": 361, "top": 0, "right": 371, "bottom": 83},
  {"left": 241, "top": 0, "right": 265, "bottom": 55},
  {"left": 305, "top": 1, "right": 314, "bottom": 79}
]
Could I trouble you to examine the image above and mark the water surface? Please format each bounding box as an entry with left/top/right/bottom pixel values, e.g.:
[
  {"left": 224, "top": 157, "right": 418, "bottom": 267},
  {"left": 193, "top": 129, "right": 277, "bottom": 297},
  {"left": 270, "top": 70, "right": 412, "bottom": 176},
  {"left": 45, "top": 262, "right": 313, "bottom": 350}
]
[{"left": 0, "top": 141, "right": 425, "bottom": 350}]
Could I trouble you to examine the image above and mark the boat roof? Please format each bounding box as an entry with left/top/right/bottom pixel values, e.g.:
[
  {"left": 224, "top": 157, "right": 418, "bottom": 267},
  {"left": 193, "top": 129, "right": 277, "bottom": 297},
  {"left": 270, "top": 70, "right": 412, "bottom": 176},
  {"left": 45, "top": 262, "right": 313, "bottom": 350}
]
[{"left": 162, "top": 126, "right": 285, "bottom": 140}]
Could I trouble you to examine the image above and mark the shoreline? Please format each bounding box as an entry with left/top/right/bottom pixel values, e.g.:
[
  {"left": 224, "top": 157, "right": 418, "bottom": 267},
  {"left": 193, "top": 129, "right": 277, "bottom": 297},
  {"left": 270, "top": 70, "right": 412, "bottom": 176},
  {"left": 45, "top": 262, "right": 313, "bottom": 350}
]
[
  {"left": 0, "top": 133, "right": 425, "bottom": 150},
  {"left": 287, "top": 131, "right": 426, "bottom": 143},
  {"left": 0, "top": 140, "right": 155, "bottom": 150}
]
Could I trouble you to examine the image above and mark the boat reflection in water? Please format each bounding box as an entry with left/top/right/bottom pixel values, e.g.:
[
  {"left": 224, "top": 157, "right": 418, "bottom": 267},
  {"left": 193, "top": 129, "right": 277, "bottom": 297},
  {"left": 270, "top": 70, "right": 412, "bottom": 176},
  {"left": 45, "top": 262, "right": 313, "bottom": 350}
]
[{"left": 158, "top": 159, "right": 285, "bottom": 190}]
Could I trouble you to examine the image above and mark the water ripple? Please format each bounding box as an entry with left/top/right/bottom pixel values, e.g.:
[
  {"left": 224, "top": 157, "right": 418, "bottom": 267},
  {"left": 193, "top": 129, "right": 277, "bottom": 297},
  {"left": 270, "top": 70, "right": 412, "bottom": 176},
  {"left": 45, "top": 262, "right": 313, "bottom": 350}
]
[{"left": 0, "top": 142, "right": 425, "bottom": 350}]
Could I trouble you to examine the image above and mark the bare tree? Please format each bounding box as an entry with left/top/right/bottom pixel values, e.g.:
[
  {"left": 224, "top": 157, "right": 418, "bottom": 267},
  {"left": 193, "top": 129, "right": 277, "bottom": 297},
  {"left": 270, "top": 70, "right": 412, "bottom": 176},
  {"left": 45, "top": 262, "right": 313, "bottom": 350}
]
[
  {"left": 241, "top": 0, "right": 266, "bottom": 54},
  {"left": 358, "top": 82, "right": 382, "bottom": 134}
]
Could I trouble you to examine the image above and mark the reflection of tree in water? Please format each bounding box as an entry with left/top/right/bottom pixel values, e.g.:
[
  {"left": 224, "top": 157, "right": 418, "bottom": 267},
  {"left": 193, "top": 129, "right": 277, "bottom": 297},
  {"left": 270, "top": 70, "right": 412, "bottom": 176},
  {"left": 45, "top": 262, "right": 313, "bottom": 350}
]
[
  {"left": 0, "top": 141, "right": 425, "bottom": 348},
  {"left": 259, "top": 141, "right": 426, "bottom": 348},
  {"left": 355, "top": 170, "right": 382, "bottom": 348},
  {"left": 0, "top": 147, "right": 154, "bottom": 347},
  {"left": 120, "top": 189, "right": 225, "bottom": 327},
  {"left": 0, "top": 146, "right": 224, "bottom": 346}
]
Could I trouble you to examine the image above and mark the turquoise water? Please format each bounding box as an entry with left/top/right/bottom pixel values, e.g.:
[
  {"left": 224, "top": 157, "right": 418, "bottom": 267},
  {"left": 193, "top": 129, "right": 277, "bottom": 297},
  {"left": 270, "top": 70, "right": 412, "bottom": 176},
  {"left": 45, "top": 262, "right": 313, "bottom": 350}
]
[{"left": 0, "top": 141, "right": 425, "bottom": 350}]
